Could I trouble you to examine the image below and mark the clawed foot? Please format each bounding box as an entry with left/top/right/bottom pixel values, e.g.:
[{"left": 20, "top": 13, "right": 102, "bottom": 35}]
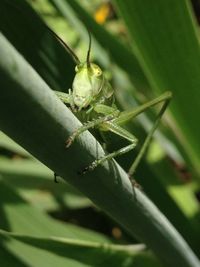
[
  {"left": 54, "top": 172, "right": 59, "bottom": 183},
  {"left": 128, "top": 173, "right": 142, "bottom": 190},
  {"left": 65, "top": 131, "right": 78, "bottom": 148},
  {"left": 78, "top": 160, "right": 98, "bottom": 175},
  {"left": 65, "top": 135, "right": 74, "bottom": 148}
]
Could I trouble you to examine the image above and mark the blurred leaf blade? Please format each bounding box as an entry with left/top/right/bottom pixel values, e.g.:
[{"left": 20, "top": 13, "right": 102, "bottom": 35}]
[
  {"left": 0, "top": 179, "right": 108, "bottom": 242},
  {"left": 0, "top": 178, "right": 110, "bottom": 266},
  {"left": 113, "top": 0, "right": 200, "bottom": 177},
  {"left": 0, "top": 0, "right": 75, "bottom": 90},
  {"left": 0, "top": 1, "right": 200, "bottom": 266},
  {"left": 0, "top": 131, "right": 30, "bottom": 156},
  {"left": 0, "top": 156, "right": 92, "bottom": 211},
  {"left": 0, "top": 229, "right": 164, "bottom": 267},
  {"left": 0, "top": 244, "right": 27, "bottom": 267},
  {"left": 49, "top": 0, "right": 150, "bottom": 90}
]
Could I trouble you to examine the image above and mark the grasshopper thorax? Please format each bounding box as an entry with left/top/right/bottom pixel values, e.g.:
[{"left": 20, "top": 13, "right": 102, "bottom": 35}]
[{"left": 72, "top": 62, "right": 104, "bottom": 110}]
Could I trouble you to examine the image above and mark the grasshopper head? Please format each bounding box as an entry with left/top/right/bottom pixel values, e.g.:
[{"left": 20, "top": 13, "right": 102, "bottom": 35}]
[
  {"left": 72, "top": 62, "right": 103, "bottom": 110},
  {"left": 71, "top": 31, "right": 104, "bottom": 111}
]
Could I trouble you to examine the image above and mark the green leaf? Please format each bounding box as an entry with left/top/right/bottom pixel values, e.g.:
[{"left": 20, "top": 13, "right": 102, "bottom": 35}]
[
  {"left": 114, "top": 0, "right": 200, "bottom": 177},
  {"left": 49, "top": 0, "right": 149, "bottom": 90},
  {"left": 0, "top": 179, "right": 109, "bottom": 242},
  {"left": 0, "top": 0, "right": 75, "bottom": 90},
  {"left": 0, "top": 245, "right": 27, "bottom": 267},
  {"left": 0, "top": 131, "right": 30, "bottom": 156},
  {"left": 0, "top": 229, "right": 160, "bottom": 267},
  {"left": 0, "top": 156, "right": 91, "bottom": 210},
  {"left": 0, "top": 30, "right": 199, "bottom": 267},
  {"left": 0, "top": 178, "right": 110, "bottom": 266}
]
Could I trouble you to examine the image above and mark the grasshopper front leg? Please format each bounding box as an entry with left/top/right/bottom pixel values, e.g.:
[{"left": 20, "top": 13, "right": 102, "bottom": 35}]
[
  {"left": 81, "top": 122, "right": 138, "bottom": 174},
  {"left": 55, "top": 90, "right": 76, "bottom": 112},
  {"left": 65, "top": 113, "right": 117, "bottom": 148},
  {"left": 55, "top": 90, "right": 71, "bottom": 104},
  {"left": 65, "top": 104, "right": 119, "bottom": 147}
]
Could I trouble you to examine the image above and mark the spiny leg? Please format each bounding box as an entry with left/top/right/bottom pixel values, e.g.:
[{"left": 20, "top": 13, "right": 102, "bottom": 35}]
[
  {"left": 113, "top": 91, "right": 172, "bottom": 125},
  {"left": 54, "top": 90, "right": 71, "bottom": 104},
  {"left": 81, "top": 122, "right": 138, "bottom": 173},
  {"left": 81, "top": 91, "right": 171, "bottom": 176},
  {"left": 66, "top": 113, "right": 118, "bottom": 147}
]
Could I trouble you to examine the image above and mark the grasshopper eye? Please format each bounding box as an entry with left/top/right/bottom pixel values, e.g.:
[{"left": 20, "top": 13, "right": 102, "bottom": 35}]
[
  {"left": 96, "top": 69, "right": 102, "bottom": 76},
  {"left": 93, "top": 65, "right": 102, "bottom": 76}
]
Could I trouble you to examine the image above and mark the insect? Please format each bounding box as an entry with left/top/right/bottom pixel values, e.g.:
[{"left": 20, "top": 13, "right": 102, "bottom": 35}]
[{"left": 51, "top": 28, "right": 172, "bottom": 182}]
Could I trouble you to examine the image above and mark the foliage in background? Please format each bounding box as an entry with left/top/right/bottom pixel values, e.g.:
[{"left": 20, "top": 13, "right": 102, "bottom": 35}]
[{"left": 0, "top": 0, "right": 200, "bottom": 266}]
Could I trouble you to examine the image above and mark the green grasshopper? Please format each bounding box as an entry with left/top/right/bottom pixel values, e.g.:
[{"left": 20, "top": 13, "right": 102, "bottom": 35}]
[{"left": 52, "top": 29, "right": 172, "bottom": 181}]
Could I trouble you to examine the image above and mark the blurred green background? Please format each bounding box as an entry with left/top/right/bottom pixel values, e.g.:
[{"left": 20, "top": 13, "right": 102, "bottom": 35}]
[{"left": 0, "top": 0, "right": 200, "bottom": 266}]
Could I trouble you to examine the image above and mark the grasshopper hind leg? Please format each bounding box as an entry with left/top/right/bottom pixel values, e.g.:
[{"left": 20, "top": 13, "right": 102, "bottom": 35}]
[
  {"left": 80, "top": 91, "right": 172, "bottom": 180},
  {"left": 80, "top": 121, "right": 138, "bottom": 174}
]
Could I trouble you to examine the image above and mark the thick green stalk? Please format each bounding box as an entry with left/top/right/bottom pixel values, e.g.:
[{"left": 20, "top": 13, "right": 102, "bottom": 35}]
[{"left": 0, "top": 33, "right": 199, "bottom": 267}]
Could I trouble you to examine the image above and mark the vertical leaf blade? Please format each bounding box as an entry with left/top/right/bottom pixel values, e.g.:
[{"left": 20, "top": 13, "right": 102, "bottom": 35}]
[{"left": 114, "top": 0, "right": 200, "bottom": 175}]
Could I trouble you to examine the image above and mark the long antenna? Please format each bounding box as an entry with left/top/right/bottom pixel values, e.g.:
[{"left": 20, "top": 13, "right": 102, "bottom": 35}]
[
  {"left": 86, "top": 31, "right": 92, "bottom": 68},
  {"left": 47, "top": 26, "right": 80, "bottom": 65}
]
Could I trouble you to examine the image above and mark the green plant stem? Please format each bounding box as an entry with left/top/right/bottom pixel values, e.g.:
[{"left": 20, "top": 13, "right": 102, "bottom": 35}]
[{"left": 0, "top": 33, "right": 199, "bottom": 267}]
